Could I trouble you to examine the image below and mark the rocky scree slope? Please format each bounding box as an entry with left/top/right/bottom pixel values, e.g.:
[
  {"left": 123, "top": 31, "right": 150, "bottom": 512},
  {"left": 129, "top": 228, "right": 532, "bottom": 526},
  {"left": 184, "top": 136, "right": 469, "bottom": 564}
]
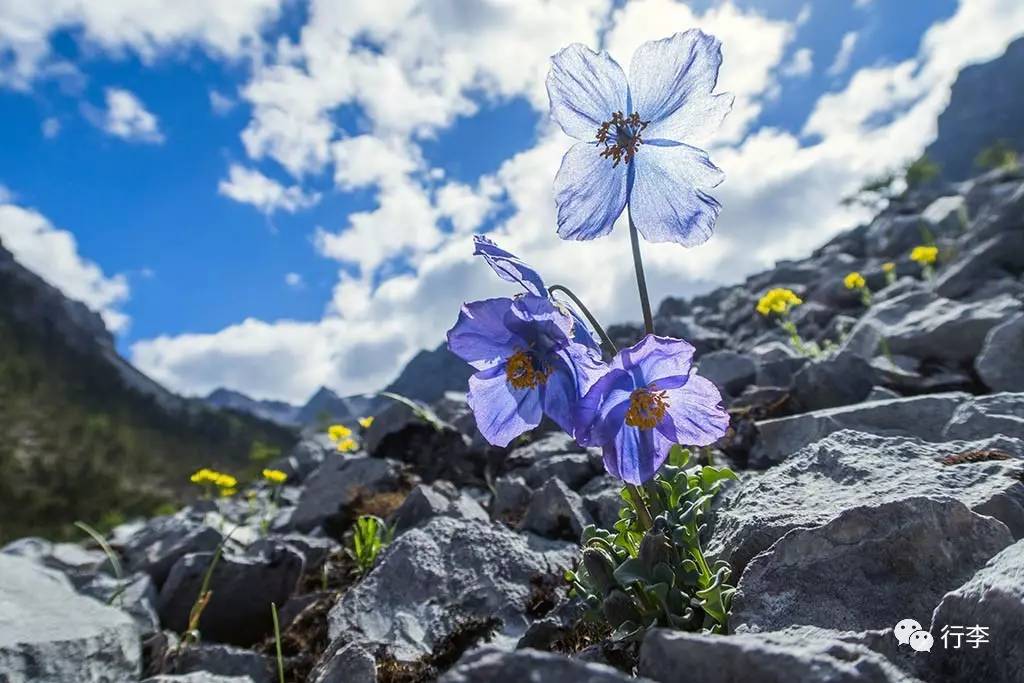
[{"left": 2, "top": 167, "right": 1024, "bottom": 682}]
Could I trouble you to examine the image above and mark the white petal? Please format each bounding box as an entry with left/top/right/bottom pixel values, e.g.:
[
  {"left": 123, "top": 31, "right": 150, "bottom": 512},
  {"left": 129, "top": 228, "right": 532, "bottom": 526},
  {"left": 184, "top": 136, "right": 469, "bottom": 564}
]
[
  {"left": 553, "top": 142, "right": 628, "bottom": 241},
  {"left": 547, "top": 44, "right": 629, "bottom": 140}
]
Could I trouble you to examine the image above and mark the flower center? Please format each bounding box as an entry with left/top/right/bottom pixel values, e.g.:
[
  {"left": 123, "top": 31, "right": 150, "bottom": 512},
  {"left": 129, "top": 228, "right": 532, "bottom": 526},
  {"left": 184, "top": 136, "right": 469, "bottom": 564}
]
[
  {"left": 624, "top": 387, "right": 669, "bottom": 430},
  {"left": 596, "top": 111, "right": 649, "bottom": 167},
  {"left": 505, "top": 349, "right": 552, "bottom": 390}
]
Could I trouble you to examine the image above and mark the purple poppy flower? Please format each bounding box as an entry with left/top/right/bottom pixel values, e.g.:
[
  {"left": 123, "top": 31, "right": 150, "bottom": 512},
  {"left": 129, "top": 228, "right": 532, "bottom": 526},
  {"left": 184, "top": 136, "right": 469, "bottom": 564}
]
[
  {"left": 546, "top": 30, "right": 732, "bottom": 245},
  {"left": 447, "top": 294, "right": 604, "bottom": 447},
  {"left": 472, "top": 234, "right": 600, "bottom": 352},
  {"left": 575, "top": 335, "right": 729, "bottom": 484}
]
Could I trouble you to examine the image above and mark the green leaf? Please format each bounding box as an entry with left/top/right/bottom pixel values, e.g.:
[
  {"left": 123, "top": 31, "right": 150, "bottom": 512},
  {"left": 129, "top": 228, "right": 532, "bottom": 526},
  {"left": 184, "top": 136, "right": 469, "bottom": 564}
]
[
  {"left": 668, "top": 445, "right": 691, "bottom": 468},
  {"left": 613, "top": 557, "right": 652, "bottom": 586}
]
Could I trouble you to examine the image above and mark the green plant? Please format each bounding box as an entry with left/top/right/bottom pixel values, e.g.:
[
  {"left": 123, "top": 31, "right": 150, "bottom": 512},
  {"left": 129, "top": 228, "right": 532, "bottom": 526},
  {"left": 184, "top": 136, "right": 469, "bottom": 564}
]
[
  {"left": 179, "top": 528, "right": 235, "bottom": 648},
  {"left": 346, "top": 515, "right": 394, "bottom": 576},
  {"left": 904, "top": 154, "right": 940, "bottom": 188},
  {"left": 376, "top": 391, "right": 445, "bottom": 431},
  {"left": 975, "top": 139, "right": 1020, "bottom": 171},
  {"left": 271, "top": 602, "right": 285, "bottom": 683},
  {"left": 566, "top": 447, "right": 737, "bottom": 639}
]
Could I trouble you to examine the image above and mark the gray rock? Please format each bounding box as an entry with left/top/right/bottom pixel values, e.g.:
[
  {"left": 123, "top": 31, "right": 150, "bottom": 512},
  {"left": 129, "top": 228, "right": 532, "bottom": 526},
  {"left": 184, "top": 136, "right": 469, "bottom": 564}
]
[
  {"left": 865, "top": 214, "right": 932, "bottom": 258},
  {"left": 274, "top": 533, "right": 337, "bottom": 570},
  {"left": 639, "top": 628, "right": 918, "bottom": 683},
  {"left": 491, "top": 475, "right": 532, "bottom": 521},
  {"left": 504, "top": 432, "right": 585, "bottom": 469},
  {"left": 0, "top": 554, "right": 140, "bottom": 681},
  {"left": 327, "top": 516, "right": 575, "bottom": 662},
  {"left": 289, "top": 455, "right": 405, "bottom": 533},
  {"left": 711, "top": 430, "right": 1024, "bottom": 574},
  {"left": 519, "top": 452, "right": 597, "bottom": 490},
  {"left": 79, "top": 571, "right": 161, "bottom": 637},
  {"left": 922, "top": 195, "right": 968, "bottom": 234},
  {"left": 976, "top": 315, "right": 1024, "bottom": 392},
  {"left": 390, "top": 482, "right": 488, "bottom": 534},
  {"left": 698, "top": 350, "right": 757, "bottom": 396},
  {"left": 308, "top": 642, "right": 377, "bottom": 683},
  {"left": 730, "top": 498, "right": 1013, "bottom": 633},
  {"left": 935, "top": 230, "right": 1024, "bottom": 299},
  {"left": 926, "top": 539, "right": 1024, "bottom": 683},
  {"left": 143, "top": 676, "right": 255, "bottom": 683},
  {"left": 121, "top": 512, "right": 224, "bottom": 587},
  {"left": 866, "top": 386, "right": 901, "bottom": 401},
  {"left": 158, "top": 540, "right": 304, "bottom": 646},
  {"left": 518, "top": 477, "right": 592, "bottom": 541},
  {"left": 842, "top": 291, "right": 1021, "bottom": 364},
  {"left": 1, "top": 537, "right": 106, "bottom": 585},
  {"left": 942, "top": 392, "right": 1024, "bottom": 440},
  {"left": 169, "top": 643, "right": 275, "bottom": 683},
  {"left": 792, "top": 352, "right": 876, "bottom": 411},
  {"left": 580, "top": 476, "right": 624, "bottom": 530},
  {"left": 752, "top": 392, "right": 969, "bottom": 467},
  {"left": 440, "top": 647, "right": 643, "bottom": 683},
  {"left": 751, "top": 341, "right": 807, "bottom": 388}
]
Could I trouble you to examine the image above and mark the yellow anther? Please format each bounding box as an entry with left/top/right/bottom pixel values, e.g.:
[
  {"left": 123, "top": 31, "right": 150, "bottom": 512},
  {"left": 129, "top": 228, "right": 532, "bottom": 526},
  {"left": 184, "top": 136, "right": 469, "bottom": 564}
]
[
  {"left": 624, "top": 388, "right": 669, "bottom": 430},
  {"left": 505, "top": 349, "right": 551, "bottom": 390}
]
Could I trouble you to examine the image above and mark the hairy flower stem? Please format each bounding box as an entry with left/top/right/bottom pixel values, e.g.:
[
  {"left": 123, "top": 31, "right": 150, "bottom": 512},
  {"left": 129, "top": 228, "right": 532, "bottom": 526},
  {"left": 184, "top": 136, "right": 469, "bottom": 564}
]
[
  {"left": 628, "top": 207, "right": 655, "bottom": 335},
  {"left": 548, "top": 284, "right": 618, "bottom": 355},
  {"left": 626, "top": 483, "right": 654, "bottom": 530}
]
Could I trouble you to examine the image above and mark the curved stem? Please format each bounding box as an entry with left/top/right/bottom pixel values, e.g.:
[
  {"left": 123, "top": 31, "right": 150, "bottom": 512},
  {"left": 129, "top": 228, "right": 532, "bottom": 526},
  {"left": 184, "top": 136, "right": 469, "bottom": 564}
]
[
  {"left": 627, "top": 207, "right": 655, "bottom": 335},
  {"left": 548, "top": 284, "right": 618, "bottom": 356},
  {"left": 626, "top": 483, "right": 654, "bottom": 531}
]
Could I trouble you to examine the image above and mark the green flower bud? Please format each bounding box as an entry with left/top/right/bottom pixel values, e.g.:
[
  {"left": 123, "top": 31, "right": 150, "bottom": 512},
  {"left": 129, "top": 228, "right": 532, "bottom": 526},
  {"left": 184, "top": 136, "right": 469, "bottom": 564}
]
[{"left": 582, "top": 547, "right": 618, "bottom": 595}]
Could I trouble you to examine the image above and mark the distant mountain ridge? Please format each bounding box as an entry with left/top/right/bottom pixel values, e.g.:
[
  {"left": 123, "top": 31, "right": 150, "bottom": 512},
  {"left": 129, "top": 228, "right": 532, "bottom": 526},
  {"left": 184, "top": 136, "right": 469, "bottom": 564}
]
[
  {"left": 0, "top": 240, "right": 298, "bottom": 541},
  {"left": 926, "top": 36, "right": 1024, "bottom": 180}
]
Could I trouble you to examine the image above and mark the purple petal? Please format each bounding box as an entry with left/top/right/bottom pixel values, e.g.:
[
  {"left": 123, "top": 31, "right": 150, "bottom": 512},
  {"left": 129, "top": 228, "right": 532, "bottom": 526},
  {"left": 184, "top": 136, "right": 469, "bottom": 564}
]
[
  {"left": 540, "top": 365, "right": 578, "bottom": 436},
  {"left": 506, "top": 294, "right": 573, "bottom": 344},
  {"left": 447, "top": 298, "right": 519, "bottom": 370},
  {"left": 606, "top": 424, "right": 665, "bottom": 484},
  {"left": 547, "top": 44, "right": 628, "bottom": 140},
  {"left": 614, "top": 335, "right": 696, "bottom": 389},
  {"left": 656, "top": 373, "right": 729, "bottom": 447},
  {"left": 467, "top": 365, "right": 542, "bottom": 447},
  {"left": 473, "top": 235, "right": 547, "bottom": 297},
  {"left": 629, "top": 30, "right": 733, "bottom": 144},
  {"left": 630, "top": 142, "right": 723, "bottom": 246},
  {"left": 554, "top": 142, "right": 628, "bottom": 241},
  {"left": 574, "top": 368, "right": 633, "bottom": 447}
]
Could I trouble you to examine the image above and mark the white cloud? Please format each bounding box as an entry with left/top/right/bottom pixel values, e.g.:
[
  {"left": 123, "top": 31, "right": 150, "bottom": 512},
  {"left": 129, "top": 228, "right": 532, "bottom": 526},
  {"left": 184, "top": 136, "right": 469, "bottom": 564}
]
[
  {"left": 828, "top": 31, "right": 859, "bottom": 76},
  {"left": 209, "top": 90, "right": 235, "bottom": 115},
  {"left": 782, "top": 47, "right": 813, "bottom": 77},
  {"left": 0, "top": 0, "right": 283, "bottom": 89},
  {"left": 0, "top": 201, "right": 129, "bottom": 331},
  {"left": 96, "top": 87, "right": 164, "bottom": 143},
  {"left": 41, "top": 117, "right": 61, "bottom": 138},
  {"left": 284, "top": 272, "right": 304, "bottom": 289},
  {"left": 218, "top": 164, "right": 321, "bottom": 214}
]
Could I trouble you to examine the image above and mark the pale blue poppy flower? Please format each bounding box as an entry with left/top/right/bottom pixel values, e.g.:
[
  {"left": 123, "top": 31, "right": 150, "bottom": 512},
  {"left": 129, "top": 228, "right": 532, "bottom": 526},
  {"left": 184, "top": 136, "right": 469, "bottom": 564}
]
[{"left": 547, "top": 30, "right": 732, "bottom": 245}]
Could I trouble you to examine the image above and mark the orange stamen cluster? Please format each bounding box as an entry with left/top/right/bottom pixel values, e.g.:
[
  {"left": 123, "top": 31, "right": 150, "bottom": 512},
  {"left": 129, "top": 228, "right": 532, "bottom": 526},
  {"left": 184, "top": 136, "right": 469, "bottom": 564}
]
[
  {"left": 596, "top": 111, "right": 649, "bottom": 167},
  {"left": 624, "top": 387, "right": 669, "bottom": 430},
  {"left": 505, "top": 349, "right": 552, "bottom": 390}
]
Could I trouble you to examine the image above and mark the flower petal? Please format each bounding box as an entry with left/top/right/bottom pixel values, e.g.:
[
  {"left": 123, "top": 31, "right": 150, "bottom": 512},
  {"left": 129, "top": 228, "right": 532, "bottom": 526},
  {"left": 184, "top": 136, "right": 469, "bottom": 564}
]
[
  {"left": 473, "top": 235, "right": 546, "bottom": 297},
  {"left": 547, "top": 44, "right": 628, "bottom": 140},
  {"left": 629, "top": 30, "right": 733, "bottom": 144},
  {"left": 574, "top": 367, "right": 633, "bottom": 447},
  {"left": 614, "top": 335, "right": 696, "bottom": 389},
  {"left": 447, "top": 297, "right": 519, "bottom": 370},
  {"left": 554, "top": 142, "right": 628, "bottom": 241},
  {"left": 606, "top": 423, "right": 665, "bottom": 484},
  {"left": 539, "top": 364, "right": 579, "bottom": 436},
  {"left": 656, "top": 373, "right": 729, "bottom": 447},
  {"left": 630, "top": 142, "right": 723, "bottom": 246},
  {"left": 467, "top": 365, "right": 542, "bottom": 447}
]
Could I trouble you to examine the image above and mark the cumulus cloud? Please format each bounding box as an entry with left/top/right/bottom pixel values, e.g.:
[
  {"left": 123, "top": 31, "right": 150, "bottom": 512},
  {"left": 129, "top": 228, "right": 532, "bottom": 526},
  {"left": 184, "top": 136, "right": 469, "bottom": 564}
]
[
  {"left": 0, "top": 0, "right": 283, "bottom": 89},
  {"left": 94, "top": 87, "right": 164, "bottom": 143},
  {"left": 827, "top": 31, "right": 859, "bottom": 76},
  {"left": 0, "top": 201, "right": 129, "bottom": 331},
  {"left": 782, "top": 47, "right": 814, "bottom": 78},
  {"left": 130, "top": 0, "right": 1024, "bottom": 403},
  {"left": 218, "top": 164, "right": 321, "bottom": 214}
]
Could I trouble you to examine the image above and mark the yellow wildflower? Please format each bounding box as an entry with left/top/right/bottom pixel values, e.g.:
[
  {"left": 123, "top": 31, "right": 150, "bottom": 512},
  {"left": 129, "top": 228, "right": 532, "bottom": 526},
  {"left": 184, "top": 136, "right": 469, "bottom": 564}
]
[
  {"left": 189, "top": 468, "right": 215, "bottom": 484},
  {"left": 881, "top": 262, "right": 896, "bottom": 273},
  {"left": 756, "top": 288, "right": 803, "bottom": 317},
  {"left": 328, "top": 424, "right": 352, "bottom": 442},
  {"left": 219, "top": 487, "right": 238, "bottom": 498},
  {"left": 214, "top": 473, "right": 237, "bottom": 489},
  {"left": 910, "top": 245, "right": 938, "bottom": 265},
  {"left": 843, "top": 272, "right": 866, "bottom": 290},
  {"left": 358, "top": 416, "right": 374, "bottom": 429},
  {"left": 262, "top": 468, "right": 288, "bottom": 485},
  {"left": 337, "top": 437, "right": 359, "bottom": 453}
]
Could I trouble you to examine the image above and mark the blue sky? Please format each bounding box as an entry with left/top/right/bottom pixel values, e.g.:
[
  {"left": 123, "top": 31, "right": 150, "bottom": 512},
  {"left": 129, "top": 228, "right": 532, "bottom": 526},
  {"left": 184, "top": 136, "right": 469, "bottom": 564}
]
[{"left": 0, "top": 0, "right": 1020, "bottom": 403}]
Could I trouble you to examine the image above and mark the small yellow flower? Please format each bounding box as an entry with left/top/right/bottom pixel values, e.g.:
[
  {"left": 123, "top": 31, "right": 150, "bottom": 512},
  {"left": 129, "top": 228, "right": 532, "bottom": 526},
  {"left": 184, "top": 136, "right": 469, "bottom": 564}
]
[
  {"left": 910, "top": 245, "right": 938, "bottom": 265},
  {"left": 756, "top": 288, "right": 803, "bottom": 317},
  {"left": 328, "top": 424, "right": 352, "bottom": 442},
  {"left": 358, "top": 416, "right": 374, "bottom": 429},
  {"left": 262, "top": 468, "right": 288, "bottom": 485},
  {"left": 336, "top": 437, "right": 359, "bottom": 453},
  {"left": 219, "top": 487, "right": 238, "bottom": 498},
  {"left": 189, "top": 468, "right": 214, "bottom": 484},
  {"left": 214, "top": 473, "right": 238, "bottom": 489},
  {"left": 843, "top": 272, "right": 866, "bottom": 290},
  {"left": 881, "top": 262, "right": 896, "bottom": 273}
]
